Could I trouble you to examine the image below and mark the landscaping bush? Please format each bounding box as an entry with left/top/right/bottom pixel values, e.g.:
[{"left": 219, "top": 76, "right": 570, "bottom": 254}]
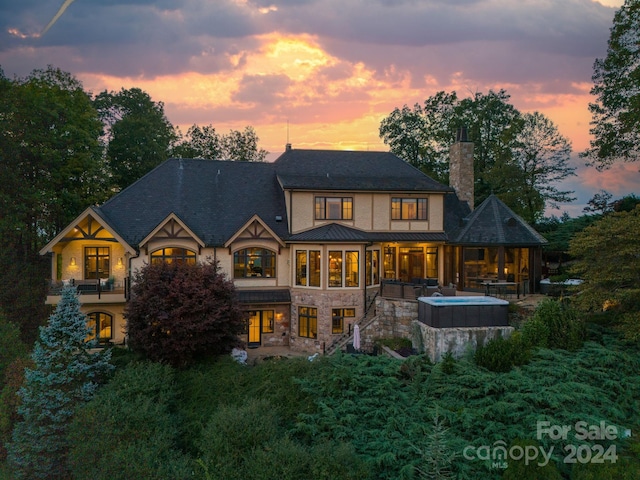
[
  {"left": 126, "top": 259, "right": 246, "bottom": 367},
  {"left": 522, "top": 299, "right": 585, "bottom": 351},
  {"left": 196, "top": 398, "right": 370, "bottom": 480},
  {"left": 68, "top": 361, "right": 192, "bottom": 480},
  {"left": 474, "top": 332, "right": 531, "bottom": 372}
]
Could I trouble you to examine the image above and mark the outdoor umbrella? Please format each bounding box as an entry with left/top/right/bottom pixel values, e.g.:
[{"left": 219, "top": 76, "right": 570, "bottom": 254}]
[{"left": 353, "top": 324, "right": 361, "bottom": 350}]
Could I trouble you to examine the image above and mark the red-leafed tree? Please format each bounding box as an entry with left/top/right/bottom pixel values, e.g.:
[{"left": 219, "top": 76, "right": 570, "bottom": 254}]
[{"left": 125, "top": 259, "right": 246, "bottom": 367}]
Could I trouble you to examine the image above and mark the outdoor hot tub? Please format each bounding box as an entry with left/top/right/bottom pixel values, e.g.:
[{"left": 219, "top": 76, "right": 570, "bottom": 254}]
[{"left": 418, "top": 296, "right": 509, "bottom": 328}]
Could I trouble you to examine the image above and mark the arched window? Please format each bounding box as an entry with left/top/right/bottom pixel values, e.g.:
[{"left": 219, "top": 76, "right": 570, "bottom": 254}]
[
  {"left": 87, "top": 312, "right": 113, "bottom": 344},
  {"left": 150, "top": 247, "right": 196, "bottom": 265},
  {"left": 233, "top": 248, "right": 276, "bottom": 278}
]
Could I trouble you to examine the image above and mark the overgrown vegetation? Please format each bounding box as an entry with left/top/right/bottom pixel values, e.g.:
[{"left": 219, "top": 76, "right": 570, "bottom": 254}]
[{"left": 2, "top": 310, "right": 639, "bottom": 479}]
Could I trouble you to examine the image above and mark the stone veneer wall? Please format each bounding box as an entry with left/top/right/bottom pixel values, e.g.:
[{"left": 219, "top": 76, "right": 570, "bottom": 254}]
[
  {"left": 361, "top": 297, "right": 418, "bottom": 351},
  {"left": 370, "top": 296, "right": 514, "bottom": 362},
  {"left": 449, "top": 140, "right": 475, "bottom": 210},
  {"left": 413, "top": 322, "right": 514, "bottom": 363},
  {"left": 289, "top": 289, "right": 364, "bottom": 352}
]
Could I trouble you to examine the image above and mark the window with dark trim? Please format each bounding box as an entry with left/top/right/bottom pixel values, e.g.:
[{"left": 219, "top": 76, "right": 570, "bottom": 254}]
[
  {"left": 233, "top": 248, "right": 276, "bottom": 278},
  {"left": 329, "top": 250, "right": 359, "bottom": 288},
  {"left": 366, "top": 250, "right": 380, "bottom": 286},
  {"left": 391, "top": 197, "right": 428, "bottom": 220},
  {"left": 296, "top": 250, "right": 321, "bottom": 287},
  {"left": 315, "top": 197, "right": 353, "bottom": 220},
  {"left": 298, "top": 306, "right": 317, "bottom": 338},
  {"left": 332, "top": 308, "right": 355, "bottom": 334},
  {"left": 85, "top": 247, "right": 110, "bottom": 279},
  {"left": 150, "top": 247, "right": 196, "bottom": 265},
  {"left": 86, "top": 312, "right": 113, "bottom": 344}
]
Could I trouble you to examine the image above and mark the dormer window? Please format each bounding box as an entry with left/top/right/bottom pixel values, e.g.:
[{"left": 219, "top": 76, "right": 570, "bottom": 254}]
[
  {"left": 315, "top": 196, "right": 353, "bottom": 220},
  {"left": 234, "top": 248, "right": 276, "bottom": 278}
]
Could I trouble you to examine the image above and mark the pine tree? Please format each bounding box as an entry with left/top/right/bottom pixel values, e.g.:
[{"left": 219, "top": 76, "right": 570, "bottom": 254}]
[{"left": 7, "top": 286, "right": 113, "bottom": 479}]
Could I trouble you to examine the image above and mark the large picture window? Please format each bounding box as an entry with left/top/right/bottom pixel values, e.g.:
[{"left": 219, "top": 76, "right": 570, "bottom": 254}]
[
  {"left": 86, "top": 312, "right": 113, "bottom": 344},
  {"left": 84, "top": 247, "right": 110, "bottom": 279},
  {"left": 391, "top": 198, "right": 428, "bottom": 220},
  {"left": 315, "top": 197, "right": 353, "bottom": 220},
  {"left": 234, "top": 248, "right": 276, "bottom": 278},
  {"left": 295, "top": 250, "right": 321, "bottom": 287},
  {"left": 329, "top": 250, "right": 359, "bottom": 288},
  {"left": 298, "top": 306, "right": 317, "bottom": 338},
  {"left": 150, "top": 247, "right": 196, "bottom": 265}
]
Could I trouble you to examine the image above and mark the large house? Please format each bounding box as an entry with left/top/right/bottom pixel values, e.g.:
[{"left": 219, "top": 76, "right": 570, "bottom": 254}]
[{"left": 40, "top": 137, "right": 546, "bottom": 352}]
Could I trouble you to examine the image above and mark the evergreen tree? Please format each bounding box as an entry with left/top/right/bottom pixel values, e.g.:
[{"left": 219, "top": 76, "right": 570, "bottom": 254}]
[
  {"left": 7, "top": 286, "right": 113, "bottom": 479},
  {"left": 583, "top": 0, "right": 640, "bottom": 169}
]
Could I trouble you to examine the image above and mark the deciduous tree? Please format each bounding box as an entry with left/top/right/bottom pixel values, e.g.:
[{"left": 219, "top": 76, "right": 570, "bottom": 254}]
[
  {"left": 125, "top": 259, "right": 246, "bottom": 367},
  {"left": 94, "top": 87, "right": 178, "bottom": 190},
  {"left": 583, "top": 0, "right": 640, "bottom": 169},
  {"left": 380, "top": 90, "right": 573, "bottom": 221},
  {"left": 569, "top": 205, "right": 640, "bottom": 341},
  {"left": 173, "top": 124, "right": 268, "bottom": 161}
]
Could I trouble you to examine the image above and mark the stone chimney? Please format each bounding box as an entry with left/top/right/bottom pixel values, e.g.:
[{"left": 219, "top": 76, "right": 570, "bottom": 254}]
[{"left": 449, "top": 127, "right": 475, "bottom": 210}]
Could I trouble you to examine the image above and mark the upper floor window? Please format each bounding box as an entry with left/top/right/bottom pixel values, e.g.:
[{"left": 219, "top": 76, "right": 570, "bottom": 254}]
[
  {"left": 315, "top": 197, "right": 353, "bottom": 220},
  {"left": 391, "top": 197, "right": 428, "bottom": 220},
  {"left": 85, "top": 247, "right": 110, "bottom": 279},
  {"left": 151, "top": 247, "right": 196, "bottom": 265},
  {"left": 234, "top": 248, "right": 276, "bottom": 278}
]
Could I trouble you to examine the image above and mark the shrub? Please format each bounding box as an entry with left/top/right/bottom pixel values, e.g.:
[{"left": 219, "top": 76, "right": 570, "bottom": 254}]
[
  {"left": 502, "top": 438, "right": 562, "bottom": 479},
  {"left": 68, "top": 361, "right": 192, "bottom": 480},
  {"left": 522, "top": 299, "right": 585, "bottom": 351},
  {"left": 196, "top": 398, "right": 369, "bottom": 480},
  {"left": 474, "top": 332, "right": 531, "bottom": 372},
  {"left": 125, "top": 259, "right": 246, "bottom": 367}
]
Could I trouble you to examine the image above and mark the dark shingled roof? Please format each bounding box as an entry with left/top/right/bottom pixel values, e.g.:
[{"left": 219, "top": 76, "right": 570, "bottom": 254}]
[
  {"left": 97, "top": 158, "right": 289, "bottom": 247},
  {"left": 238, "top": 289, "right": 291, "bottom": 304},
  {"left": 453, "top": 194, "right": 547, "bottom": 246},
  {"left": 287, "top": 223, "right": 446, "bottom": 243},
  {"left": 274, "top": 149, "right": 452, "bottom": 192}
]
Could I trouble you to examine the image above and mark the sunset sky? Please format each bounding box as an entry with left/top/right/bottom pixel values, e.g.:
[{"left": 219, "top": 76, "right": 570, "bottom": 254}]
[{"left": 1, "top": 0, "right": 638, "bottom": 217}]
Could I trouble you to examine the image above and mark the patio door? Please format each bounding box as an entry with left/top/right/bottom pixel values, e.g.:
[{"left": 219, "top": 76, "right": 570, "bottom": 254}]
[
  {"left": 399, "top": 248, "right": 424, "bottom": 282},
  {"left": 248, "top": 311, "right": 261, "bottom": 346}
]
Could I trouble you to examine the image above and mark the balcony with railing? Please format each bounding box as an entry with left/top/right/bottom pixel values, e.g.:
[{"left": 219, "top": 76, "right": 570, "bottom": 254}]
[{"left": 45, "top": 278, "right": 129, "bottom": 304}]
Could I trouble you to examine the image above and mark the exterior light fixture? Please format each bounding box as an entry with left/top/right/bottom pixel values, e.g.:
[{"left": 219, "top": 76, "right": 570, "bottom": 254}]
[{"left": 70, "top": 257, "right": 76, "bottom": 266}]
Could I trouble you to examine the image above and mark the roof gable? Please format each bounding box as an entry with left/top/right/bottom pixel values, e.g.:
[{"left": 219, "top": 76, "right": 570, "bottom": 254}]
[
  {"left": 224, "top": 215, "right": 286, "bottom": 248},
  {"left": 139, "top": 213, "right": 205, "bottom": 249},
  {"left": 453, "top": 194, "right": 547, "bottom": 246},
  {"left": 39, "top": 207, "right": 135, "bottom": 255}
]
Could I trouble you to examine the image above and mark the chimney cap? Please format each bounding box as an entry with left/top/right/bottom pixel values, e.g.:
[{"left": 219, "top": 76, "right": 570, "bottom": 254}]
[
  {"left": 285, "top": 143, "right": 292, "bottom": 151},
  {"left": 456, "top": 127, "right": 469, "bottom": 142}
]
